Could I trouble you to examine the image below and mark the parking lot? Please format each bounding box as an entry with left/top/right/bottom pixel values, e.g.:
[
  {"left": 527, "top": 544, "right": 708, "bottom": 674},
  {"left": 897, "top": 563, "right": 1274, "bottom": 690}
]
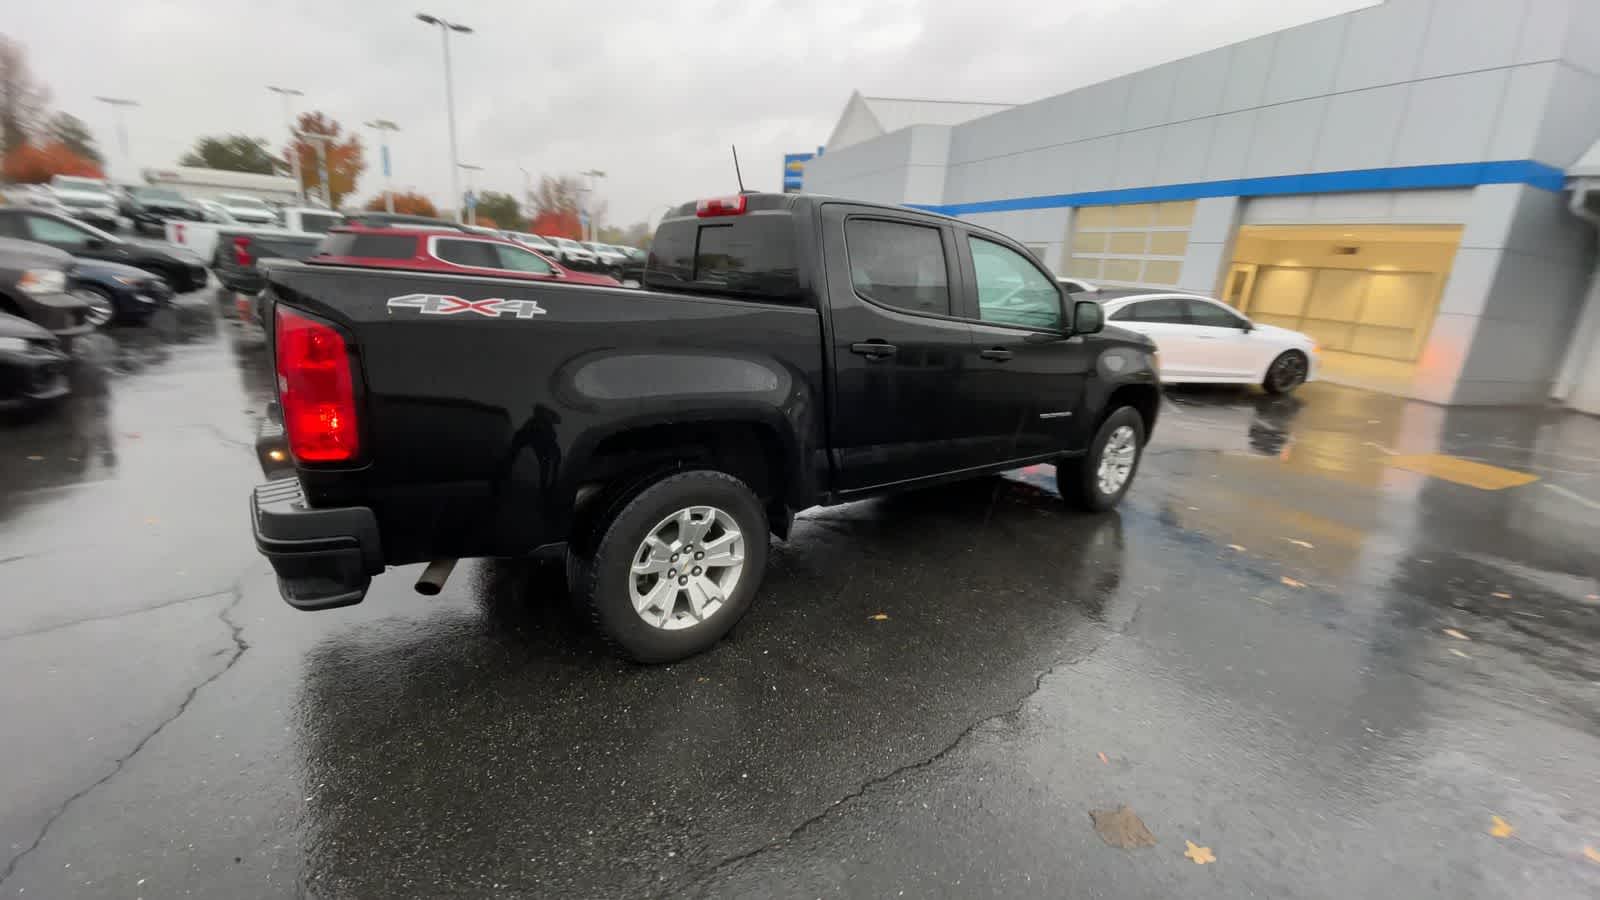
[{"left": 2, "top": 287, "right": 1599, "bottom": 898}]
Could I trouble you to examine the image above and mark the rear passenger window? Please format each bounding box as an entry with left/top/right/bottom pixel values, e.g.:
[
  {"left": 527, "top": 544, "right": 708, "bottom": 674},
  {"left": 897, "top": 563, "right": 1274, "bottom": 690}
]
[
  {"left": 1122, "top": 299, "right": 1187, "bottom": 324},
  {"left": 435, "top": 239, "right": 500, "bottom": 268},
  {"left": 844, "top": 218, "right": 950, "bottom": 316},
  {"left": 319, "top": 233, "right": 416, "bottom": 259}
]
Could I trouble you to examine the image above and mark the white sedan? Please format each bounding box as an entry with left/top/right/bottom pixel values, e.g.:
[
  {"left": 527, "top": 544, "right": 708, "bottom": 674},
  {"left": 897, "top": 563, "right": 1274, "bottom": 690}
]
[{"left": 1098, "top": 290, "right": 1318, "bottom": 394}]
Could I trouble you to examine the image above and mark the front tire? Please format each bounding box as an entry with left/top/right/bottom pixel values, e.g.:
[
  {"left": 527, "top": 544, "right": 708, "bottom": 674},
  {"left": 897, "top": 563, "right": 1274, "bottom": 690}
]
[
  {"left": 1264, "top": 350, "right": 1309, "bottom": 394},
  {"left": 574, "top": 470, "right": 768, "bottom": 663},
  {"left": 1058, "top": 407, "right": 1146, "bottom": 512}
]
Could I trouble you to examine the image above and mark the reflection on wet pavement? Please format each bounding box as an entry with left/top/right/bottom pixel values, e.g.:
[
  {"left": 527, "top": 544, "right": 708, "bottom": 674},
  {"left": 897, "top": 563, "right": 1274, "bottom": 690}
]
[{"left": 1, "top": 301, "right": 1597, "bottom": 899}]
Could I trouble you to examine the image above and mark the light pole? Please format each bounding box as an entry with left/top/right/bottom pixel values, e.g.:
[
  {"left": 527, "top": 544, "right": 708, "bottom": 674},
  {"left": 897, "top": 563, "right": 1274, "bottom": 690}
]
[
  {"left": 94, "top": 97, "right": 139, "bottom": 182},
  {"left": 580, "top": 168, "right": 606, "bottom": 241},
  {"left": 365, "top": 119, "right": 401, "bottom": 213},
  {"left": 458, "top": 163, "right": 483, "bottom": 225},
  {"left": 518, "top": 165, "right": 532, "bottom": 225},
  {"left": 416, "top": 13, "right": 473, "bottom": 223},
  {"left": 267, "top": 86, "right": 306, "bottom": 205}
]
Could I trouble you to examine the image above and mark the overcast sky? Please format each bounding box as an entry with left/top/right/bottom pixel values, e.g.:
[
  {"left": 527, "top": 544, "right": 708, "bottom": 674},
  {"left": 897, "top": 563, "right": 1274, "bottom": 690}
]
[{"left": 11, "top": 0, "right": 1373, "bottom": 226}]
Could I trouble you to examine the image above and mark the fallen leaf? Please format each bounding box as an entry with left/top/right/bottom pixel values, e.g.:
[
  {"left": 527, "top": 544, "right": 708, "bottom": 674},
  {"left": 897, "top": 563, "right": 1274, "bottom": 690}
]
[
  {"left": 1449, "top": 648, "right": 1470, "bottom": 659},
  {"left": 1285, "top": 538, "right": 1315, "bottom": 549},
  {"left": 1490, "top": 816, "right": 1514, "bottom": 838},
  {"left": 1583, "top": 846, "right": 1600, "bottom": 864},
  {"left": 1098, "top": 752, "right": 1109, "bottom": 765},
  {"left": 1186, "top": 506, "right": 1200, "bottom": 511},
  {"left": 1090, "top": 806, "right": 1156, "bottom": 849},
  {"left": 1444, "top": 628, "right": 1471, "bottom": 641},
  {"left": 1280, "top": 577, "right": 1306, "bottom": 589},
  {"left": 1491, "top": 592, "right": 1512, "bottom": 600},
  {"left": 25, "top": 455, "right": 44, "bottom": 461},
  {"left": 144, "top": 517, "right": 159, "bottom": 525},
  {"left": 867, "top": 613, "right": 889, "bottom": 621},
  {"left": 1226, "top": 544, "right": 1246, "bottom": 552},
  {"left": 695, "top": 676, "right": 710, "bottom": 683},
  {"left": 1184, "top": 840, "right": 1216, "bottom": 864}
]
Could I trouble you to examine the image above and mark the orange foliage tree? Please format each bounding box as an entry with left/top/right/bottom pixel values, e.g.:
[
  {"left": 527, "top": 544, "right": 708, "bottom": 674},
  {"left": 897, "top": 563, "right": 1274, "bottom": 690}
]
[
  {"left": 528, "top": 209, "right": 581, "bottom": 239},
  {"left": 286, "top": 112, "right": 365, "bottom": 207},
  {"left": 1, "top": 141, "right": 104, "bottom": 183},
  {"left": 469, "top": 214, "right": 498, "bottom": 229},
  {"left": 365, "top": 191, "right": 438, "bottom": 218}
]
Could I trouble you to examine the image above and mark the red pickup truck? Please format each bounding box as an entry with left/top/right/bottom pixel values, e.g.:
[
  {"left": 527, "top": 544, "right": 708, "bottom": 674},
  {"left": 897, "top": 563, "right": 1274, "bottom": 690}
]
[{"left": 308, "top": 225, "right": 621, "bottom": 286}]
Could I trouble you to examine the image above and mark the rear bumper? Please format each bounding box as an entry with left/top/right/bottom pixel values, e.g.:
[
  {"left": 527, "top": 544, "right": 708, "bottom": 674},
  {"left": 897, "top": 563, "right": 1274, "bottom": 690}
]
[{"left": 252, "top": 478, "right": 383, "bottom": 611}]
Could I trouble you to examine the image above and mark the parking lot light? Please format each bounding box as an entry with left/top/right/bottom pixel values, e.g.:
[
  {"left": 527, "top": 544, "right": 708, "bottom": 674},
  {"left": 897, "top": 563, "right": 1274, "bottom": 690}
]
[{"left": 416, "top": 12, "right": 473, "bottom": 222}]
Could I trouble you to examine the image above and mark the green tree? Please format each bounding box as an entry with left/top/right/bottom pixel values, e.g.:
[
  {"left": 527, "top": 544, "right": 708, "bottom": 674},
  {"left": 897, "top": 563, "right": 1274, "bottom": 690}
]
[
  {"left": 47, "top": 112, "right": 100, "bottom": 164},
  {"left": 179, "top": 135, "right": 281, "bottom": 174},
  {"left": 474, "top": 191, "right": 523, "bottom": 231}
]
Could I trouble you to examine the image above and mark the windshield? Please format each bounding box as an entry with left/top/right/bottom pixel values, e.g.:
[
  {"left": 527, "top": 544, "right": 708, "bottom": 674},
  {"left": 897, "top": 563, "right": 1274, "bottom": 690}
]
[
  {"left": 134, "top": 187, "right": 186, "bottom": 202},
  {"left": 53, "top": 177, "right": 108, "bottom": 194}
]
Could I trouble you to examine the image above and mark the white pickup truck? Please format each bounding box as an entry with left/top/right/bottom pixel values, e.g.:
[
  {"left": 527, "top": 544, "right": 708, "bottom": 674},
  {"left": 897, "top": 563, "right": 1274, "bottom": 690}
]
[{"left": 164, "top": 207, "right": 344, "bottom": 260}]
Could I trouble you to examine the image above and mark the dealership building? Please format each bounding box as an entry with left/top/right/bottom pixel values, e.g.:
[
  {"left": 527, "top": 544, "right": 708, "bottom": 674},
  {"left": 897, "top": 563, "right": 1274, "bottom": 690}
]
[{"left": 805, "top": 0, "right": 1600, "bottom": 412}]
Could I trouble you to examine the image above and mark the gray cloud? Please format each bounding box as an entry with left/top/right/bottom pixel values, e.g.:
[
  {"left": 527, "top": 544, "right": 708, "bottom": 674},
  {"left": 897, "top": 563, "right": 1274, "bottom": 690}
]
[{"left": 10, "top": 0, "right": 1371, "bottom": 226}]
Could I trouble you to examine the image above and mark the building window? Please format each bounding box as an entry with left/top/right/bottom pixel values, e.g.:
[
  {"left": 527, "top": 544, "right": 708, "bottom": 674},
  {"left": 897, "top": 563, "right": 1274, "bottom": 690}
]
[{"left": 1065, "top": 200, "right": 1193, "bottom": 288}]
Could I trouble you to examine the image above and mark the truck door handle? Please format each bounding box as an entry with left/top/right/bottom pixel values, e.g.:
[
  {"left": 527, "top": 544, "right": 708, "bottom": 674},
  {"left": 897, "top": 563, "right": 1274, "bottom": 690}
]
[
  {"left": 850, "top": 341, "right": 898, "bottom": 359},
  {"left": 979, "top": 348, "right": 1014, "bottom": 361}
]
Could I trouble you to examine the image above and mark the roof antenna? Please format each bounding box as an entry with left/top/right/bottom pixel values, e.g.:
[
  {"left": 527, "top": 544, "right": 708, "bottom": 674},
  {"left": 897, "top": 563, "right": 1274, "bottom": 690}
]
[{"left": 731, "top": 145, "right": 749, "bottom": 194}]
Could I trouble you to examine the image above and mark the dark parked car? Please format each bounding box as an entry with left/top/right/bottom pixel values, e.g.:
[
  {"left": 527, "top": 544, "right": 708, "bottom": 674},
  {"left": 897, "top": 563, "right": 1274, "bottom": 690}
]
[
  {"left": 0, "top": 237, "right": 93, "bottom": 339},
  {"left": 248, "top": 192, "right": 1160, "bottom": 663},
  {"left": 0, "top": 209, "right": 209, "bottom": 293},
  {"left": 121, "top": 185, "right": 204, "bottom": 236},
  {"left": 0, "top": 311, "right": 71, "bottom": 411},
  {"left": 69, "top": 258, "right": 172, "bottom": 327}
]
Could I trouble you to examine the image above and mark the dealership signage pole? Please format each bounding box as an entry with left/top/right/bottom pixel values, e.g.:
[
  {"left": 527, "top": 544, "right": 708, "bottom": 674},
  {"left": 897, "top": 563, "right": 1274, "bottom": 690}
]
[
  {"left": 267, "top": 86, "right": 306, "bottom": 205},
  {"left": 366, "top": 119, "right": 400, "bottom": 213}
]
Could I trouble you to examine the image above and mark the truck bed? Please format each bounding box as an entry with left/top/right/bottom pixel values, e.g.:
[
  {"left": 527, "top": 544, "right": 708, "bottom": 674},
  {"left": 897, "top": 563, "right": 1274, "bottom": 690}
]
[{"left": 262, "top": 260, "right": 829, "bottom": 563}]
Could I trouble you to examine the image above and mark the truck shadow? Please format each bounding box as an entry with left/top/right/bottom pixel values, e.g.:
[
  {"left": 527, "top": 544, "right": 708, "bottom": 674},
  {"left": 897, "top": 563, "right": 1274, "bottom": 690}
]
[{"left": 292, "top": 472, "right": 1128, "bottom": 896}]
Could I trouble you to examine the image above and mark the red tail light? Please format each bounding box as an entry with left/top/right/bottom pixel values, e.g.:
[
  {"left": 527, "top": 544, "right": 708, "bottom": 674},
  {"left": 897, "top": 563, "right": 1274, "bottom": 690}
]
[
  {"left": 275, "top": 306, "right": 359, "bottom": 463},
  {"left": 695, "top": 195, "right": 747, "bottom": 217},
  {"left": 233, "top": 236, "right": 254, "bottom": 267}
]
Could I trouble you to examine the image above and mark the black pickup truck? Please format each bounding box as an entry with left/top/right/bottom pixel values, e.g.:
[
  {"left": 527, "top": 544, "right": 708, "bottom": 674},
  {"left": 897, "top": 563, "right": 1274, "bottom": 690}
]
[{"left": 251, "top": 192, "right": 1160, "bottom": 662}]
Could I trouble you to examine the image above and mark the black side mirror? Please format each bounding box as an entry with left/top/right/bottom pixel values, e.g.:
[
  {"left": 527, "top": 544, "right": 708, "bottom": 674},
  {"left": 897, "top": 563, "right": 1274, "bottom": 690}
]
[
  {"left": 1072, "top": 299, "right": 1104, "bottom": 335},
  {"left": 1240, "top": 318, "right": 1254, "bottom": 332},
  {"left": 85, "top": 237, "right": 106, "bottom": 251}
]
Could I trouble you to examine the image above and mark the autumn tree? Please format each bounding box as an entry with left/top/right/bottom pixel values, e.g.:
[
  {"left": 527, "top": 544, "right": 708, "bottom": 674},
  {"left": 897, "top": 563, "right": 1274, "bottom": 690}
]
[
  {"left": 180, "top": 135, "right": 280, "bottom": 174},
  {"left": 0, "top": 35, "right": 50, "bottom": 155},
  {"left": 474, "top": 191, "right": 523, "bottom": 231},
  {"left": 471, "top": 213, "right": 499, "bottom": 229},
  {"left": 531, "top": 174, "right": 583, "bottom": 217},
  {"left": 528, "top": 209, "right": 581, "bottom": 239},
  {"left": 2, "top": 141, "right": 104, "bottom": 183},
  {"left": 286, "top": 112, "right": 364, "bottom": 207},
  {"left": 364, "top": 191, "right": 438, "bottom": 217}
]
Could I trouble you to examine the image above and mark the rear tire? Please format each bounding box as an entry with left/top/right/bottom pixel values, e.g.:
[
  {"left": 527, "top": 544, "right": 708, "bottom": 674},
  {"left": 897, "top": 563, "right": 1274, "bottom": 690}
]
[
  {"left": 1263, "top": 350, "right": 1309, "bottom": 394},
  {"left": 574, "top": 470, "right": 768, "bottom": 663},
  {"left": 1057, "top": 407, "right": 1146, "bottom": 512}
]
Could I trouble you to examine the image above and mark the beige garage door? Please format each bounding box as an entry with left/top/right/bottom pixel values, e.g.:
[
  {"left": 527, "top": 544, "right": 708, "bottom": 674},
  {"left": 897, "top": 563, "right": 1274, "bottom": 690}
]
[{"left": 1249, "top": 266, "right": 1440, "bottom": 362}]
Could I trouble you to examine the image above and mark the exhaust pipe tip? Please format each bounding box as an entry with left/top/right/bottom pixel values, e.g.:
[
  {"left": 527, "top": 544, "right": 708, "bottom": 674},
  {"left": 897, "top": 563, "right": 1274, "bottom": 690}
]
[{"left": 415, "top": 558, "right": 458, "bottom": 596}]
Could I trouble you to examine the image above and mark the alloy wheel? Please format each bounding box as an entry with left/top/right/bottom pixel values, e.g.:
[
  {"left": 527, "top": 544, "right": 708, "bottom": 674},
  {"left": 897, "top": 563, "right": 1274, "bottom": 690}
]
[
  {"left": 1097, "top": 425, "right": 1138, "bottom": 495},
  {"left": 627, "top": 506, "right": 746, "bottom": 630}
]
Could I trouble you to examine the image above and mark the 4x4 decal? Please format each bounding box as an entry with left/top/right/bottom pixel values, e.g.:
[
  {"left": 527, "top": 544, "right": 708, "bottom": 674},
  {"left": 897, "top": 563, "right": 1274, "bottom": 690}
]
[{"left": 386, "top": 293, "right": 547, "bottom": 319}]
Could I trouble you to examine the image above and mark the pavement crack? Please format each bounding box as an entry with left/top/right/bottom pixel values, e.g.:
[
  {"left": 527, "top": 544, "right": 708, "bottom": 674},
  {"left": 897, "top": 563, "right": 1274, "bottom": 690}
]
[
  {"left": 0, "top": 580, "right": 250, "bottom": 888},
  {"left": 0, "top": 588, "right": 234, "bottom": 643},
  {"left": 675, "top": 639, "right": 1106, "bottom": 896}
]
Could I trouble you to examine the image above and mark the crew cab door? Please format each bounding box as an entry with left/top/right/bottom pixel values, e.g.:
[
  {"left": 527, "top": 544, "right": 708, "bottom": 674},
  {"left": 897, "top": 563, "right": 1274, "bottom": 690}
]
[
  {"left": 955, "top": 231, "right": 1093, "bottom": 461},
  {"left": 820, "top": 204, "right": 973, "bottom": 491}
]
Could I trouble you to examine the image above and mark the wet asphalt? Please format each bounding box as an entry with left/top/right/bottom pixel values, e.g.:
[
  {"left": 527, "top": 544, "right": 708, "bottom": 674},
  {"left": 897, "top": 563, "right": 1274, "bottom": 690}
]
[{"left": 2, "top": 294, "right": 1599, "bottom": 899}]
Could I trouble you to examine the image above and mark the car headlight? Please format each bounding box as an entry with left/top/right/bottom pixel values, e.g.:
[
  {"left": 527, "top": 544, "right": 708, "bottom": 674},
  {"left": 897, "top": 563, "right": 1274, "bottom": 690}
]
[
  {"left": 18, "top": 268, "right": 66, "bottom": 296},
  {"left": 0, "top": 336, "right": 29, "bottom": 353},
  {"left": 1150, "top": 351, "right": 1162, "bottom": 375}
]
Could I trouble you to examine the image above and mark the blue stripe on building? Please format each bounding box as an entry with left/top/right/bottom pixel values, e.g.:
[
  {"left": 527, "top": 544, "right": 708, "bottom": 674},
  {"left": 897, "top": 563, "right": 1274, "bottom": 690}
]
[{"left": 911, "top": 159, "right": 1567, "bottom": 217}]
